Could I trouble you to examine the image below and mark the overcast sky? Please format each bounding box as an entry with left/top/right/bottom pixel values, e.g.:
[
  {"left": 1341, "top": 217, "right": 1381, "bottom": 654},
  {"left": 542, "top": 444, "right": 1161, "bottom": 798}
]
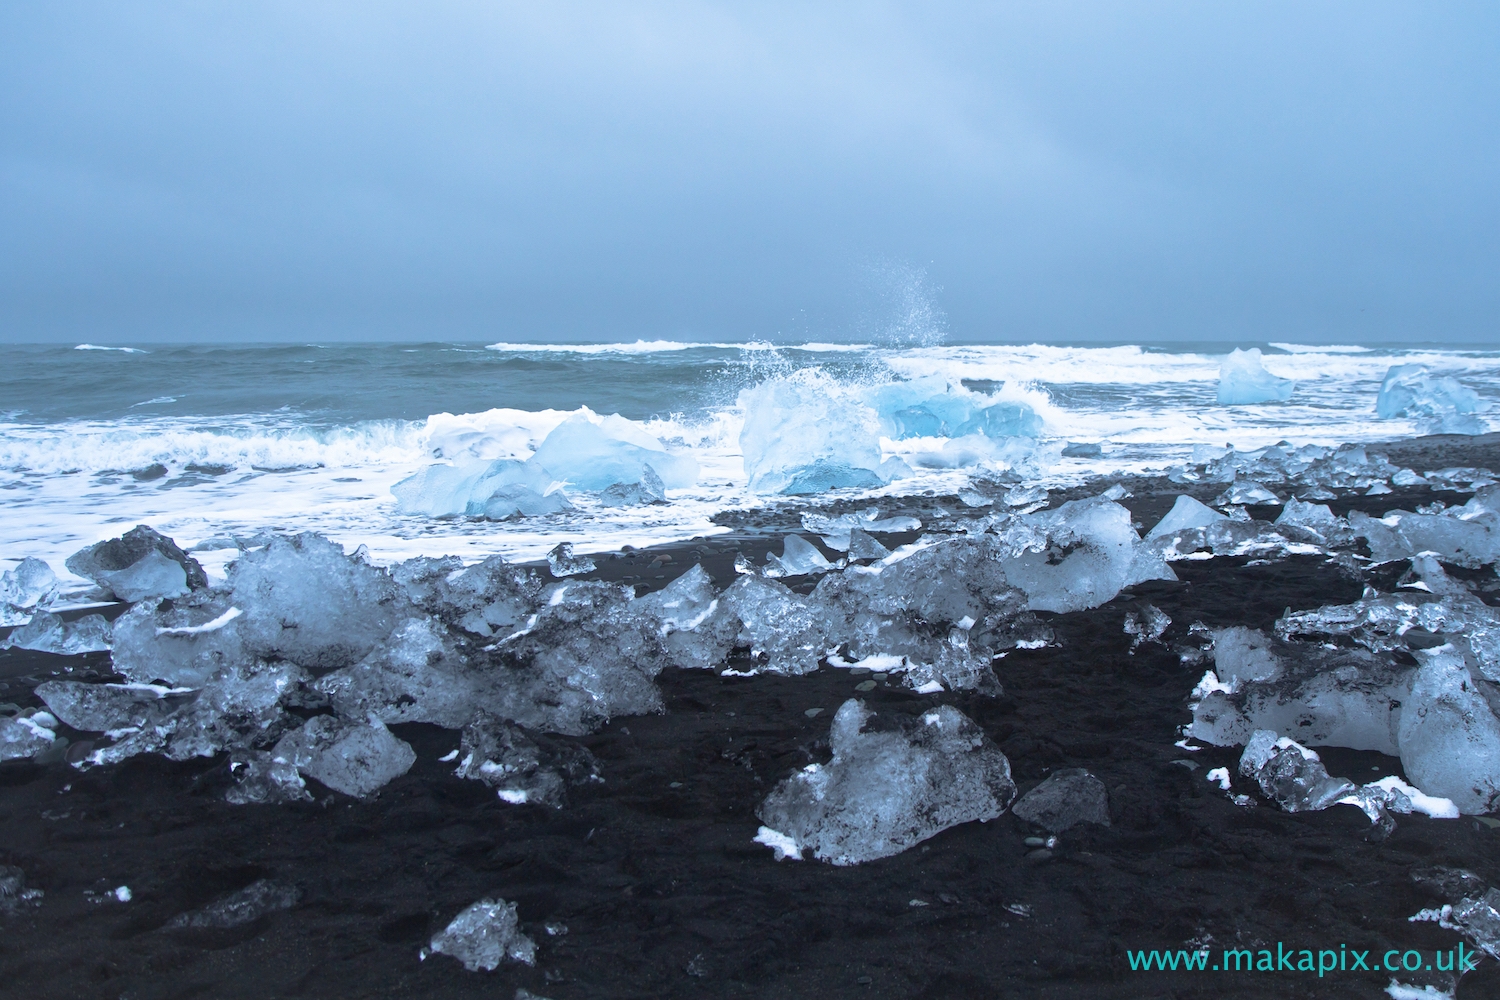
[{"left": 1, "top": 2, "right": 1496, "bottom": 344}]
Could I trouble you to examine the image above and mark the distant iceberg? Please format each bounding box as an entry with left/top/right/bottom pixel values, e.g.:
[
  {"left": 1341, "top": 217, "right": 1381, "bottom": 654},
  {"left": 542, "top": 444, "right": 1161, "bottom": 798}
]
[{"left": 1216, "top": 348, "right": 1294, "bottom": 405}]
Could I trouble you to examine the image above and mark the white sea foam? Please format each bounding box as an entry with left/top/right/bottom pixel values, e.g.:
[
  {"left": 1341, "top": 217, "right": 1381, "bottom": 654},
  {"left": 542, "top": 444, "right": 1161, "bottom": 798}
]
[{"left": 74, "top": 344, "right": 148, "bottom": 353}]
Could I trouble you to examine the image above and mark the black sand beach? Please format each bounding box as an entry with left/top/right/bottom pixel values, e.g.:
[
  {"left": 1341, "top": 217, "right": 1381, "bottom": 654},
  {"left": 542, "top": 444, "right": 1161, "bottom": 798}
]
[{"left": 4, "top": 435, "right": 1500, "bottom": 1000}]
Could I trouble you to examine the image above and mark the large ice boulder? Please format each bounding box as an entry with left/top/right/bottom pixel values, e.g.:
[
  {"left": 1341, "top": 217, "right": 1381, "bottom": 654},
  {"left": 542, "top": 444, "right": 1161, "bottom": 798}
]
[
  {"left": 756, "top": 700, "right": 1016, "bottom": 865},
  {"left": 739, "top": 370, "right": 896, "bottom": 494},
  {"left": 1216, "top": 348, "right": 1294, "bottom": 405},
  {"left": 1398, "top": 644, "right": 1500, "bottom": 815},
  {"left": 863, "top": 376, "right": 1044, "bottom": 442},
  {"left": 1145, "top": 495, "right": 1228, "bottom": 540},
  {"left": 390, "top": 459, "right": 562, "bottom": 518},
  {"left": 528, "top": 413, "right": 697, "bottom": 490},
  {"left": 65, "top": 526, "right": 208, "bottom": 603},
  {"left": 1376, "top": 364, "right": 1485, "bottom": 435},
  {"left": 273, "top": 715, "right": 416, "bottom": 798}
]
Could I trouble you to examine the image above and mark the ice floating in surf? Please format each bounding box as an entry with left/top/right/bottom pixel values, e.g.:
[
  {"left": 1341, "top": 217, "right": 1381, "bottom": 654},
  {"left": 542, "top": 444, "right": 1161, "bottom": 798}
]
[
  {"left": 1216, "top": 348, "right": 1294, "bottom": 405},
  {"left": 1377, "top": 364, "right": 1486, "bottom": 435}
]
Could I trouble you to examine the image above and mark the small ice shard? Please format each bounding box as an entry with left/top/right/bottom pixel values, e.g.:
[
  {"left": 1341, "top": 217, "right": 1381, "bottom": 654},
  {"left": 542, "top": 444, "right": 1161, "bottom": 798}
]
[
  {"left": 763, "top": 535, "right": 836, "bottom": 578},
  {"left": 1123, "top": 604, "right": 1170, "bottom": 652},
  {"left": 1274, "top": 499, "right": 1351, "bottom": 545},
  {"left": 1215, "top": 348, "right": 1294, "bottom": 405},
  {"left": 452, "top": 712, "right": 600, "bottom": 808},
  {"left": 2, "top": 611, "right": 112, "bottom": 654},
  {"left": 223, "top": 750, "right": 312, "bottom": 805},
  {"left": 0, "top": 711, "right": 58, "bottom": 761},
  {"left": 0, "top": 557, "right": 58, "bottom": 625},
  {"left": 547, "top": 542, "right": 596, "bottom": 578},
  {"left": 1213, "top": 480, "right": 1281, "bottom": 506},
  {"left": 1340, "top": 776, "right": 1458, "bottom": 823},
  {"left": 1100, "top": 483, "right": 1132, "bottom": 501},
  {"left": 802, "top": 508, "right": 922, "bottom": 550},
  {"left": 845, "top": 528, "right": 890, "bottom": 561},
  {"left": 1398, "top": 644, "right": 1500, "bottom": 815},
  {"left": 428, "top": 898, "right": 536, "bottom": 971},
  {"left": 65, "top": 525, "right": 208, "bottom": 603},
  {"left": 754, "top": 825, "right": 804, "bottom": 860},
  {"left": 1061, "top": 442, "right": 1103, "bottom": 458},
  {"left": 1237, "top": 730, "right": 1356, "bottom": 813},
  {"left": 1145, "top": 495, "right": 1228, "bottom": 540},
  {"left": 166, "top": 879, "right": 300, "bottom": 930},
  {"left": 1011, "top": 769, "right": 1111, "bottom": 832},
  {"left": 598, "top": 464, "right": 667, "bottom": 506},
  {"left": 1377, "top": 364, "right": 1486, "bottom": 436},
  {"left": 1206, "top": 767, "right": 1232, "bottom": 791},
  {"left": 1409, "top": 868, "right": 1500, "bottom": 959},
  {"left": 273, "top": 715, "right": 416, "bottom": 798},
  {"left": 0, "top": 866, "right": 45, "bottom": 914},
  {"left": 755, "top": 700, "right": 1016, "bottom": 865},
  {"left": 956, "top": 488, "right": 992, "bottom": 508}
]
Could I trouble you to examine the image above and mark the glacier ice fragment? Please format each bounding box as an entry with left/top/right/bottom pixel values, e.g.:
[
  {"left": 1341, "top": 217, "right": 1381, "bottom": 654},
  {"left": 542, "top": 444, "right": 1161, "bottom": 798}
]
[
  {"left": 273, "top": 716, "right": 416, "bottom": 798},
  {"left": 452, "top": 712, "right": 600, "bottom": 808},
  {"left": 2, "top": 611, "right": 111, "bottom": 654},
  {"left": 65, "top": 526, "right": 207, "bottom": 603},
  {"left": 1216, "top": 348, "right": 1294, "bottom": 405},
  {"left": 1377, "top": 364, "right": 1486, "bottom": 435},
  {"left": 428, "top": 898, "right": 536, "bottom": 971},
  {"left": 763, "top": 535, "right": 836, "bottom": 577},
  {"left": 547, "top": 542, "right": 596, "bottom": 578},
  {"left": 755, "top": 700, "right": 1015, "bottom": 865}
]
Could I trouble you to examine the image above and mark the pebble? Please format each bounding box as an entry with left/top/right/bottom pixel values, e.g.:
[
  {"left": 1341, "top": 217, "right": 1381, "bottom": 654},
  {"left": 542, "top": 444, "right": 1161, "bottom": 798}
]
[
  {"left": 1023, "top": 836, "right": 1048, "bottom": 847},
  {"left": 1025, "top": 849, "right": 1053, "bottom": 862},
  {"left": 856, "top": 976, "right": 873, "bottom": 985},
  {"left": 872, "top": 672, "right": 888, "bottom": 681},
  {"left": 849, "top": 667, "right": 871, "bottom": 675},
  {"left": 803, "top": 708, "right": 823, "bottom": 718},
  {"left": 854, "top": 680, "right": 877, "bottom": 692}
]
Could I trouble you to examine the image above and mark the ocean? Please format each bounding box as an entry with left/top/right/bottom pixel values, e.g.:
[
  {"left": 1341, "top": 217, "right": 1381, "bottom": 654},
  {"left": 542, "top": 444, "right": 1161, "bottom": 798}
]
[{"left": 3, "top": 340, "right": 1497, "bottom": 585}]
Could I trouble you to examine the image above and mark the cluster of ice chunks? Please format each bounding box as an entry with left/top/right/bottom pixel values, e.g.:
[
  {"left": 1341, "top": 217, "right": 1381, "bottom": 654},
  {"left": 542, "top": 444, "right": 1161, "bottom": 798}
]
[
  {"left": 1377, "top": 364, "right": 1487, "bottom": 436},
  {"left": 65, "top": 525, "right": 209, "bottom": 603},
  {"left": 393, "top": 410, "right": 695, "bottom": 517},
  {"left": 801, "top": 508, "right": 920, "bottom": 551},
  {"left": 1169, "top": 441, "right": 1421, "bottom": 494},
  {"left": 427, "top": 898, "right": 536, "bottom": 971},
  {"left": 1123, "top": 605, "right": 1170, "bottom": 652},
  {"left": 1216, "top": 348, "right": 1295, "bottom": 405},
  {"left": 1191, "top": 574, "right": 1500, "bottom": 814},
  {"left": 1350, "top": 501, "right": 1500, "bottom": 567},
  {"left": 755, "top": 699, "right": 1016, "bottom": 865},
  {"left": 0, "top": 710, "right": 60, "bottom": 762},
  {"left": 0, "top": 557, "right": 59, "bottom": 626}
]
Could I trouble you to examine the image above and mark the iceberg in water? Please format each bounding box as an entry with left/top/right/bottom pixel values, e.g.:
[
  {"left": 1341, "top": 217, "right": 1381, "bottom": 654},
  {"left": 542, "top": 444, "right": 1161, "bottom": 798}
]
[
  {"left": 390, "top": 459, "right": 561, "bottom": 518},
  {"left": 529, "top": 412, "right": 697, "bottom": 490},
  {"left": 1376, "top": 364, "right": 1485, "bottom": 435},
  {"left": 738, "top": 370, "right": 894, "bottom": 494},
  {"left": 1216, "top": 348, "right": 1294, "bottom": 405},
  {"left": 863, "top": 376, "right": 1044, "bottom": 441}
]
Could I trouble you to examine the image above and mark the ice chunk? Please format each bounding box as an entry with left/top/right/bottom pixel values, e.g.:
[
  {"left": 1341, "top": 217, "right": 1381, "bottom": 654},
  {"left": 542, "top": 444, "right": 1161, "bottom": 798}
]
[
  {"left": 1061, "top": 442, "right": 1103, "bottom": 458},
  {"left": 634, "top": 564, "right": 736, "bottom": 670},
  {"left": 1350, "top": 510, "right": 1500, "bottom": 568},
  {"left": 224, "top": 750, "right": 312, "bottom": 805},
  {"left": 763, "top": 535, "right": 836, "bottom": 578},
  {"left": 452, "top": 712, "right": 600, "bottom": 808},
  {"left": 2, "top": 611, "right": 111, "bottom": 654},
  {"left": 1274, "top": 499, "right": 1352, "bottom": 546},
  {"left": 598, "top": 464, "right": 667, "bottom": 506},
  {"left": 0, "top": 711, "right": 58, "bottom": 761},
  {"left": 391, "top": 458, "right": 557, "bottom": 518},
  {"left": 802, "top": 508, "right": 921, "bottom": 550},
  {"left": 1237, "top": 731, "right": 1356, "bottom": 812},
  {"left": 756, "top": 700, "right": 1016, "bottom": 865},
  {"left": 35, "top": 681, "right": 182, "bottom": 732},
  {"left": 529, "top": 413, "right": 697, "bottom": 490},
  {"left": 229, "top": 534, "right": 411, "bottom": 673},
  {"left": 1409, "top": 869, "right": 1500, "bottom": 959},
  {"left": 739, "top": 370, "right": 889, "bottom": 494},
  {"left": 719, "top": 575, "right": 828, "bottom": 675},
  {"left": 479, "top": 485, "right": 574, "bottom": 519},
  {"left": 0, "top": 866, "right": 45, "bottom": 914},
  {"left": 1216, "top": 348, "right": 1294, "bottom": 405},
  {"left": 428, "top": 898, "right": 536, "bottom": 971},
  {"left": 0, "top": 558, "right": 58, "bottom": 625},
  {"left": 1398, "top": 644, "right": 1500, "bottom": 814},
  {"left": 1340, "top": 776, "right": 1458, "bottom": 822},
  {"left": 314, "top": 618, "right": 480, "bottom": 729},
  {"left": 65, "top": 525, "right": 207, "bottom": 603},
  {"left": 1011, "top": 768, "right": 1111, "bottom": 832},
  {"left": 845, "top": 528, "right": 890, "bottom": 560},
  {"left": 110, "top": 594, "right": 248, "bottom": 687},
  {"left": 273, "top": 715, "right": 416, "bottom": 798},
  {"left": 1123, "top": 605, "right": 1170, "bottom": 652},
  {"left": 1377, "top": 364, "right": 1486, "bottom": 435},
  {"left": 547, "top": 542, "right": 596, "bottom": 578},
  {"left": 1145, "top": 495, "right": 1228, "bottom": 540},
  {"left": 166, "top": 879, "right": 300, "bottom": 930},
  {"left": 1002, "top": 497, "right": 1172, "bottom": 613},
  {"left": 1213, "top": 480, "right": 1280, "bottom": 506}
]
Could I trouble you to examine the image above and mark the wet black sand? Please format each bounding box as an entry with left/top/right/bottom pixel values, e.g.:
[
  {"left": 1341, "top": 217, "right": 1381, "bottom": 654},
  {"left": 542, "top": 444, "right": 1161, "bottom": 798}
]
[{"left": 3, "top": 438, "right": 1500, "bottom": 999}]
